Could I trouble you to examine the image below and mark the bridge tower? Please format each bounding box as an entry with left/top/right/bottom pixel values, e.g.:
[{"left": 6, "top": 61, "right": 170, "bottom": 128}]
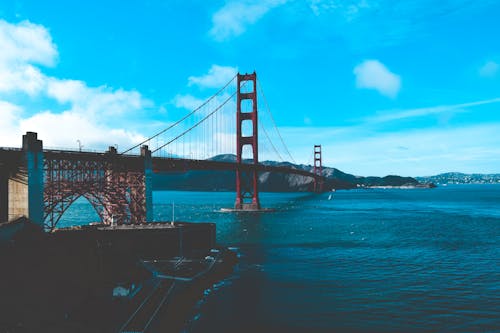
[
  {"left": 313, "top": 145, "right": 323, "bottom": 192},
  {"left": 234, "top": 72, "right": 260, "bottom": 210}
]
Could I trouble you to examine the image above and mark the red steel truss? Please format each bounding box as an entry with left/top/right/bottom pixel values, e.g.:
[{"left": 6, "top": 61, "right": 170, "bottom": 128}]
[{"left": 43, "top": 148, "right": 149, "bottom": 230}]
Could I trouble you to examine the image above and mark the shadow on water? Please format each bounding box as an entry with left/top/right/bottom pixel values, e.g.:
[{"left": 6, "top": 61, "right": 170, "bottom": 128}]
[{"left": 186, "top": 211, "right": 277, "bottom": 333}]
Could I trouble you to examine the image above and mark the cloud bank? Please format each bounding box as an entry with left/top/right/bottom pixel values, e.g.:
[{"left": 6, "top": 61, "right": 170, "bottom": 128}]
[{"left": 0, "top": 19, "right": 149, "bottom": 150}]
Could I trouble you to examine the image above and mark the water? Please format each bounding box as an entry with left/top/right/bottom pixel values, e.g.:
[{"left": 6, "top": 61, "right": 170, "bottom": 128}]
[{"left": 60, "top": 185, "right": 500, "bottom": 332}]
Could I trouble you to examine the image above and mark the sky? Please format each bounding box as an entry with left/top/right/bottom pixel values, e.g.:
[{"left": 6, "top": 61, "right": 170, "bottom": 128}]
[{"left": 0, "top": 0, "right": 499, "bottom": 176}]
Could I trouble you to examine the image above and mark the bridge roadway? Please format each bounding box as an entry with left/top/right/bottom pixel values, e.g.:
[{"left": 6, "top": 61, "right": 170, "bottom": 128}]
[{"left": 0, "top": 147, "right": 316, "bottom": 179}]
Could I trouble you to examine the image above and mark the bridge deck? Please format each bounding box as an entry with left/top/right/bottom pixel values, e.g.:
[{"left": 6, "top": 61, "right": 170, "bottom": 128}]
[{"left": 0, "top": 148, "right": 318, "bottom": 179}]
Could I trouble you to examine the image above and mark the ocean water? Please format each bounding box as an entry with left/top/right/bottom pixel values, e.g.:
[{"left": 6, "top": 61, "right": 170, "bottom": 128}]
[{"left": 59, "top": 185, "right": 500, "bottom": 333}]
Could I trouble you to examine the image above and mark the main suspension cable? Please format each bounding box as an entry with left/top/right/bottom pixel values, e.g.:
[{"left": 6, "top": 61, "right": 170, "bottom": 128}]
[
  {"left": 152, "top": 90, "right": 237, "bottom": 154},
  {"left": 121, "top": 74, "right": 237, "bottom": 155},
  {"left": 259, "top": 119, "right": 284, "bottom": 162},
  {"left": 257, "top": 78, "right": 296, "bottom": 164}
]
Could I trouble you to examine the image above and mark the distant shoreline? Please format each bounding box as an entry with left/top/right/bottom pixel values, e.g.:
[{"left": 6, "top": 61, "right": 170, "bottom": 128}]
[{"left": 365, "top": 184, "right": 436, "bottom": 189}]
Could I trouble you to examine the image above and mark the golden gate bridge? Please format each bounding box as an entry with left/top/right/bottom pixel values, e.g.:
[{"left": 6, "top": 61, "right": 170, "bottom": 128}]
[{"left": 0, "top": 72, "right": 325, "bottom": 230}]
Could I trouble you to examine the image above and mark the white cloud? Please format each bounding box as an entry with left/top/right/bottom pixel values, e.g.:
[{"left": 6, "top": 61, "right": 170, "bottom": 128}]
[
  {"left": 354, "top": 59, "right": 401, "bottom": 98},
  {"left": 209, "top": 0, "right": 288, "bottom": 41},
  {"left": 0, "top": 100, "right": 21, "bottom": 123},
  {"left": 328, "top": 124, "right": 500, "bottom": 176},
  {"left": 35, "top": 78, "right": 151, "bottom": 149},
  {"left": 172, "top": 91, "right": 236, "bottom": 122},
  {"left": 0, "top": 62, "right": 45, "bottom": 96},
  {"left": 46, "top": 78, "right": 87, "bottom": 103},
  {"left": 365, "top": 97, "right": 500, "bottom": 123},
  {"left": 174, "top": 64, "right": 239, "bottom": 112},
  {"left": 188, "top": 65, "right": 238, "bottom": 88},
  {"left": 47, "top": 78, "right": 149, "bottom": 117},
  {"left": 0, "top": 19, "right": 57, "bottom": 66},
  {"left": 173, "top": 94, "right": 205, "bottom": 110},
  {"left": 479, "top": 61, "right": 498, "bottom": 77},
  {"left": 0, "top": 101, "right": 23, "bottom": 146},
  {"left": 309, "top": 0, "right": 372, "bottom": 19},
  {"left": 0, "top": 19, "right": 151, "bottom": 151},
  {"left": 19, "top": 111, "right": 145, "bottom": 150},
  {"left": 18, "top": 78, "right": 151, "bottom": 149},
  {"left": 0, "top": 20, "right": 56, "bottom": 96}
]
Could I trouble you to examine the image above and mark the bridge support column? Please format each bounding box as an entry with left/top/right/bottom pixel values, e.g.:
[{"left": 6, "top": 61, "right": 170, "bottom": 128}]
[
  {"left": 235, "top": 72, "right": 260, "bottom": 210},
  {"left": 103, "top": 146, "right": 120, "bottom": 225},
  {"left": 313, "top": 145, "right": 323, "bottom": 193},
  {"left": 141, "top": 145, "right": 153, "bottom": 222},
  {"left": 0, "top": 172, "right": 7, "bottom": 222},
  {"left": 103, "top": 145, "right": 153, "bottom": 225},
  {"left": 9, "top": 132, "right": 44, "bottom": 227}
]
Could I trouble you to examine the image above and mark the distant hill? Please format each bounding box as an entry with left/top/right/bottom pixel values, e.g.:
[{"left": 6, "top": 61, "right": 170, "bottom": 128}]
[
  {"left": 153, "top": 154, "right": 427, "bottom": 192},
  {"left": 416, "top": 172, "right": 500, "bottom": 185}
]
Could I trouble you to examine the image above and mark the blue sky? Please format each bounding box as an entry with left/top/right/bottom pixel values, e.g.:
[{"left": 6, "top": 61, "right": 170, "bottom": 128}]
[{"left": 0, "top": 0, "right": 499, "bottom": 176}]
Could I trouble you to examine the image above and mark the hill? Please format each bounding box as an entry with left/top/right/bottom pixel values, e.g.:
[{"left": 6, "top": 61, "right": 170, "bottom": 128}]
[
  {"left": 416, "top": 172, "right": 500, "bottom": 185},
  {"left": 153, "top": 154, "right": 427, "bottom": 192}
]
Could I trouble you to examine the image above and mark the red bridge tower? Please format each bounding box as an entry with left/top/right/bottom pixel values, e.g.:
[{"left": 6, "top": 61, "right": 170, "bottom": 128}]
[
  {"left": 234, "top": 72, "right": 260, "bottom": 210},
  {"left": 313, "top": 144, "right": 323, "bottom": 192}
]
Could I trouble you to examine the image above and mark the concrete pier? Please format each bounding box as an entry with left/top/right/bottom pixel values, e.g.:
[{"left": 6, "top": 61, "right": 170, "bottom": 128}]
[
  {"left": 2, "top": 133, "right": 44, "bottom": 227},
  {"left": 142, "top": 145, "right": 153, "bottom": 222},
  {"left": 0, "top": 173, "right": 7, "bottom": 222}
]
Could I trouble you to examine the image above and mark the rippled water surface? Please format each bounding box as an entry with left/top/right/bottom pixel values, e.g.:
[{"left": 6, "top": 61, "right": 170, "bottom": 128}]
[{"left": 60, "top": 185, "right": 500, "bottom": 332}]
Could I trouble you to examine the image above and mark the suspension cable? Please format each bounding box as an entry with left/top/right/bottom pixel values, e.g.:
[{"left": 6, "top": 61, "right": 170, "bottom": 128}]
[
  {"left": 121, "top": 74, "right": 237, "bottom": 155},
  {"left": 257, "top": 78, "right": 296, "bottom": 164},
  {"left": 152, "top": 90, "right": 237, "bottom": 154},
  {"left": 259, "top": 119, "right": 284, "bottom": 162}
]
